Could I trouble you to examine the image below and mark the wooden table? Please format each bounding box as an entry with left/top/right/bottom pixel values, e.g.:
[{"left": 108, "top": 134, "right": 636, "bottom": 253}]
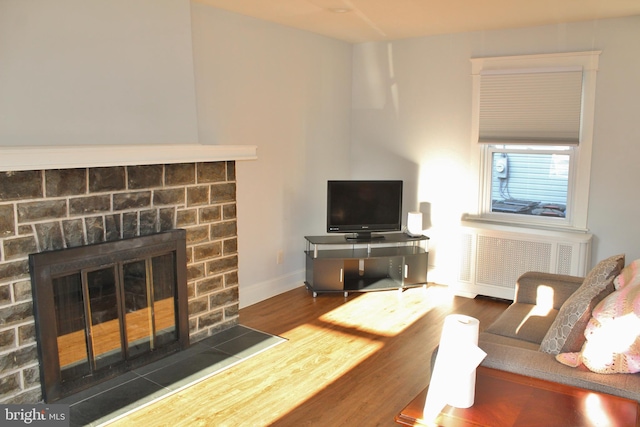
[{"left": 395, "top": 366, "right": 640, "bottom": 427}]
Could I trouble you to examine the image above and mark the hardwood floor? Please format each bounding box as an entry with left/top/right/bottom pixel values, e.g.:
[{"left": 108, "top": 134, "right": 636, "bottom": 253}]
[{"left": 110, "top": 284, "right": 509, "bottom": 426}]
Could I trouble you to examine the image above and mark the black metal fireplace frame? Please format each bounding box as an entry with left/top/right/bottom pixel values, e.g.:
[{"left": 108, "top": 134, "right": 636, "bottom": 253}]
[{"left": 29, "top": 229, "right": 189, "bottom": 402}]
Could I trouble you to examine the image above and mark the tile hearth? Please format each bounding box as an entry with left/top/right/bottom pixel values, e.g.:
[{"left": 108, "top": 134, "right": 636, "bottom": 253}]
[{"left": 59, "top": 325, "right": 286, "bottom": 427}]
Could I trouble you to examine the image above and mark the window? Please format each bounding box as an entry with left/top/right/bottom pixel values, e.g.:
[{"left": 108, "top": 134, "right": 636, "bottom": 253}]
[
  {"left": 468, "top": 51, "right": 601, "bottom": 231},
  {"left": 487, "top": 145, "right": 572, "bottom": 222}
]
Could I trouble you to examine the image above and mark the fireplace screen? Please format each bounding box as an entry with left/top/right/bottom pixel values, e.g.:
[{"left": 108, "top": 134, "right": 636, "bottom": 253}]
[{"left": 30, "top": 230, "right": 188, "bottom": 402}]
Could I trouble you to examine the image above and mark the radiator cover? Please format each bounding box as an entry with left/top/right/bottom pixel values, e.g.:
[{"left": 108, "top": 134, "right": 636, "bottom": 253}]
[{"left": 456, "top": 223, "right": 592, "bottom": 300}]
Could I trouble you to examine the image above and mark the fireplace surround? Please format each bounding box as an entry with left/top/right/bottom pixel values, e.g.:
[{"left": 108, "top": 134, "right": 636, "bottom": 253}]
[{"left": 0, "top": 151, "right": 252, "bottom": 404}]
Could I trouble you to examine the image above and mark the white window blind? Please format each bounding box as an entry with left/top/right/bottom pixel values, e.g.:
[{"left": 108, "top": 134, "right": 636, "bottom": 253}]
[{"left": 479, "top": 70, "right": 583, "bottom": 145}]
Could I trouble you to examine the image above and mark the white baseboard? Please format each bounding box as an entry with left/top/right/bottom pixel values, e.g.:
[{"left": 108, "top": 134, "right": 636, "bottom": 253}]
[{"left": 239, "top": 269, "right": 305, "bottom": 309}]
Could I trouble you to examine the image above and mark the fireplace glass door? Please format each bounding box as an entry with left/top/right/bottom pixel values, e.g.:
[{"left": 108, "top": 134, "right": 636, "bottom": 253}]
[
  {"left": 123, "top": 254, "right": 177, "bottom": 358},
  {"left": 52, "top": 254, "right": 178, "bottom": 383},
  {"left": 30, "top": 230, "right": 188, "bottom": 402}
]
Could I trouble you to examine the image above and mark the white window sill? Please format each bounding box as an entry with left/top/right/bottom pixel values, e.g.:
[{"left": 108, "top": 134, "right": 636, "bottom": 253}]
[{"left": 461, "top": 213, "right": 590, "bottom": 234}]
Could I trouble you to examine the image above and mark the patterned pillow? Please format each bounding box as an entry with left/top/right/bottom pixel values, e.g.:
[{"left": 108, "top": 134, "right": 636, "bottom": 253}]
[
  {"left": 539, "top": 254, "right": 624, "bottom": 354},
  {"left": 556, "top": 259, "right": 640, "bottom": 373},
  {"left": 614, "top": 259, "right": 640, "bottom": 291}
]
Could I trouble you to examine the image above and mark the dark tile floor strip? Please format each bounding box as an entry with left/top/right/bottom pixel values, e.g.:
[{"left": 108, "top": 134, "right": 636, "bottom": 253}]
[{"left": 59, "top": 325, "right": 286, "bottom": 427}]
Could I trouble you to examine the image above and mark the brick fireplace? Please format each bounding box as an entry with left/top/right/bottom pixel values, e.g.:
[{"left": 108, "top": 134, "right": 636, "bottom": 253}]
[{"left": 0, "top": 156, "right": 246, "bottom": 404}]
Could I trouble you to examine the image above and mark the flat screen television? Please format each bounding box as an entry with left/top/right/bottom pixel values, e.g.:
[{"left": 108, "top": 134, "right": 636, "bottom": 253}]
[{"left": 327, "top": 180, "right": 403, "bottom": 240}]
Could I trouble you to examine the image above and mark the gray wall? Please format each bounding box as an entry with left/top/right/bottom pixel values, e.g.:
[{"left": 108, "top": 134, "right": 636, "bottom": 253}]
[
  {"left": 190, "top": 5, "right": 353, "bottom": 306},
  {"left": 351, "top": 17, "right": 640, "bottom": 284},
  {"left": 0, "top": 0, "right": 198, "bottom": 146}
]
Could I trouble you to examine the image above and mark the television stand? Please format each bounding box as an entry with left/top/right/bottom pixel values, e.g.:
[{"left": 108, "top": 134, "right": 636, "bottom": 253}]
[{"left": 304, "top": 233, "right": 429, "bottom": 297}]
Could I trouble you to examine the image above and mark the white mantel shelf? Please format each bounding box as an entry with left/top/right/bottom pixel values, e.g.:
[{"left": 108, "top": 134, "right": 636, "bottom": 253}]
[{"left": 0, "top": 144, "right": 257, "bottom": 172}]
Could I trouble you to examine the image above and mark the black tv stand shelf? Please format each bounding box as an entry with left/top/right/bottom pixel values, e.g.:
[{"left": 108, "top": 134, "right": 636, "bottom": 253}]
[{"left": 304, "top": 233, "right": 429, "bottom": 297}]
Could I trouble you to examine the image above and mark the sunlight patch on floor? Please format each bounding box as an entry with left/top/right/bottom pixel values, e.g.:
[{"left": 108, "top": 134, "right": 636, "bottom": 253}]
[
  {"left": 286, "top": 322, "right": 385, "bottom": 375},
  {"left": 319, "top": 285, "right": 455, "bottom": 336},
  {"left": 177, "top": 322, "right": 387, "bottom": 425}
]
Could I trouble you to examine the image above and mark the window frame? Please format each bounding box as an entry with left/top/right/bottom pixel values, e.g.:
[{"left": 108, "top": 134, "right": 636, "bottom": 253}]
[{"left": 467, "top": 51, "right": 601, "bottom": 232}]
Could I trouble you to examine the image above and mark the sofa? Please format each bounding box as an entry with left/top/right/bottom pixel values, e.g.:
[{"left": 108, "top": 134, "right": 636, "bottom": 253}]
[{"left": 477, "top": 254, "right": 640, "bottom": 402}]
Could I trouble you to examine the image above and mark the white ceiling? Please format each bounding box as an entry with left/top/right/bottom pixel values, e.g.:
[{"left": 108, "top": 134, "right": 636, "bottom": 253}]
[{"left": 194, "top": 0, "right": 640, "bottom": 43}]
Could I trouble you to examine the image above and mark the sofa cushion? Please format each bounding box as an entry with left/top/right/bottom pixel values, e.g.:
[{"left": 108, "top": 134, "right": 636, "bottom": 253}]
[
  {"left": 557, "top": 259, "right": 640, "bottom": 374},
  {"left": 539, "top": 254, "right": 625, "bottom": 354},
  {"left": 485, "top": 303, "right": 559, "bottom": 345},
  {"left": 514, "top": 272, "right": 584, "bottom": 309},
  {"left": 479, "top": 331, "right": 541, "bottom": 351},
  {"left": 479, "top": 339, "right": 640, "bottom": 402}
]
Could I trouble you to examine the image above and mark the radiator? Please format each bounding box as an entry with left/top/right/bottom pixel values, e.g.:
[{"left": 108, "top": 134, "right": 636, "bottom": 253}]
[{"left": 456, "top": 222, "right": 592, "bottom": 300}]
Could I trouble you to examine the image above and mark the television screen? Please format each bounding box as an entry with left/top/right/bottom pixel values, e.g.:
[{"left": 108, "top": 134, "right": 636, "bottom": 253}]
[{"left": 327, "top": 180, "right": 403, "bottom": 239}]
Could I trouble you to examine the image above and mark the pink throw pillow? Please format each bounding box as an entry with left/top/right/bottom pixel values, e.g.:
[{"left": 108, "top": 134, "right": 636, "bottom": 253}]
[{"left": 556, "top": 259, "right": 640, "bottom": 374}]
